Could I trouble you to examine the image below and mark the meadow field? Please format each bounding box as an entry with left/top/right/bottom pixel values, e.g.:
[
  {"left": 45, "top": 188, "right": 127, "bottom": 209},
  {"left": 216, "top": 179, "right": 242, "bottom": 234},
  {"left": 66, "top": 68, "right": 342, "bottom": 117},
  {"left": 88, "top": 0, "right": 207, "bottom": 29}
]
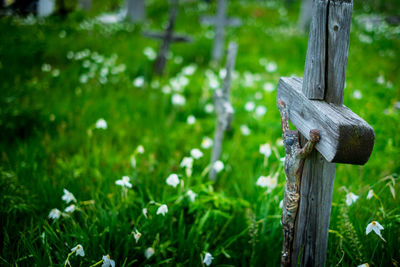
[{"left": 0, "top": 0, "right": 399, "bottom": 266}]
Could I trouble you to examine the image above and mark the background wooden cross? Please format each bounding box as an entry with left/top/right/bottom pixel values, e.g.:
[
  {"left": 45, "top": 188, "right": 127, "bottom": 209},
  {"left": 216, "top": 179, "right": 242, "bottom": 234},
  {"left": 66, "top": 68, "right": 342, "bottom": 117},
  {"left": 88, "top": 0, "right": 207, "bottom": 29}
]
[
  {"left": 143, "top": 0, "right": 192, "bottom": 75},
  {"left": 200, "top": 0, "right": 241, "bottom": 62},
  {"left": 127, "top": 0, "right": 146, "bottom": 23},
  {"left": 209, "top": 42, "right": 238, "bottom": 180},
  {"left": 276, "top": 0, "right": 375, "bottom": 266}
]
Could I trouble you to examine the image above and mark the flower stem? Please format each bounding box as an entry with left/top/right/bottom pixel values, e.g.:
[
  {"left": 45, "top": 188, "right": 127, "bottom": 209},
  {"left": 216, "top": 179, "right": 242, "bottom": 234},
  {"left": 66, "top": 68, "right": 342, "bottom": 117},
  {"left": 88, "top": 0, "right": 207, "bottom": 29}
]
[{"left": 89, "top": 259, "right": 104, "bottom": 267}]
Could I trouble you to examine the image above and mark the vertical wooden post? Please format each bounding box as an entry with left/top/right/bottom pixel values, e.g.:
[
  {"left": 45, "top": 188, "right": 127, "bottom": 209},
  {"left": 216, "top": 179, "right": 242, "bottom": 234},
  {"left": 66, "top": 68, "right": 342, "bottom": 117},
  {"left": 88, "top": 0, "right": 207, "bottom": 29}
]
[
  {"left": 212, "top": 0, "right": 227, "bottom": 62},
  {"left": 127, "top": 0, "right": 146, "bottom": 23},
  {"left": 209, "top": 42, "right": 238, "bottom": 180},
  {"left": 291, "top": 0, "right": 353, "bottom": 266}
]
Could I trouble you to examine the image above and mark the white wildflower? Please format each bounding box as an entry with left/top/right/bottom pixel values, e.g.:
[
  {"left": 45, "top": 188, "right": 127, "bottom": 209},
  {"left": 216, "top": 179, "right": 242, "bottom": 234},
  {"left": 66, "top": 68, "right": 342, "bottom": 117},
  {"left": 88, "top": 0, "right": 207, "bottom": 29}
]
[
  {"left": 352, "top": 90, "right": 362, "bottom": 99},
  {"left": 187, "top": 190, "right": 197, "bottom": 202},
  {"left": 187, "top": 115, "right": 196, "bottom": 125},
  {"left": 64, "top": 204, "right": 76, "bottom": 213},
  {"left": 259, "top": 143, "right": 272, "bottom": 158},
  {"left": 255, "top": 105, "right": 267, "bottom": 117},
  {"left": 42, "top": 63, "right": 51, "bottom": 72},
  {"left": 71, "top": 244, "right": 85, "bottom": 257},
  {"left": 156, "top": 204, "right": 168, "bottom": 216},
  {"left": 345, "top": 192, "right": 359, "bottom": 206},
  {"left": 256, "top": 174, "right": 278, "bottom": 192},
  {"left": 190, "top": 148, "right": 203, "bottom": 159},
  {"left": 133, "top": 76, "right": 145, "bottom": 87},
  {"left": 95, "top": 118, "right": 107, "bottom": 129},
  {"left": 172, "top": 94, "right": 186, "bottom": 106},
  {"left": 376, "top": 75, "right": 385, "bottom": 85},
  {"left": 48, "top": 208, "right": 61, "bottom": 220},
  {"left": 367, "top": 189, "right": 374, "bottom": 200},
  {"left": 208, "top": 76, "right": 219, "bottom": 89},
  {"left": 203, "top": 252, "right": 214, "bottom": 266},
  {"left": 133, "top": 230, "right": 141, "bottom": 243},
  {"left": 358, "top": 264, "right": 370, "bottom": 267},
  {"left": 219, "top": 68, "right": 227, "bottom": 79},
  {"left": 182, "top": 64, "right": 197, "bottom": 75},
  {"left": 144, "top": 47, "right": 157, "bottom": 60},
  {"left": 263, "top": 82, "right": 275, "bottom": 92},
  {"left": 366, "top": 221, "right": 384, "bottom": 238},
  {"left": 162, "top": 85, "right": 171, "bottom": 94},
  {"left": 62, "top": 189, "right": 76, "bottom": 204},
  {"left": 213, "top": 160, "right": 224, "bottom": 173},
  {"left": 240, "top": 125, "right": 251, "bottom": 136},
  {"left": 79, "top": 74, "right": 88, "bottom": 83},
  {"left": 102, "top": 255, "right": 115, "bottom": 267},
  {"left": 205, "top": 103, "right": 214, "bottom": 113},
  {"left": 115, "top": 176, "right": 132, "bottom": 188},
  {"left": 137, "top": 145, "right": 145, "bottom": 154},
  {"left": 266, "top": 62, "right": 277, "bottom": 73},
  {"left": 166, "top": 174, "right": 180, "bottom": 188},
  {"left": 201, "top": 137, "right": 213, "bottom": 149},
  {"left": 52, "top": 69, "right": 60, "bottom": 77},
  {"left": 142, "top": 208, "right": 148, "bottom": 218},
  {"left": 180, "top": 157, "right": 194, "bottom": 169},
  {"left": 145, "top": 247, "right": 155, "bottom": 259},
  {"left": 245, "top": 101, "right": 255, "bottom": 111}
]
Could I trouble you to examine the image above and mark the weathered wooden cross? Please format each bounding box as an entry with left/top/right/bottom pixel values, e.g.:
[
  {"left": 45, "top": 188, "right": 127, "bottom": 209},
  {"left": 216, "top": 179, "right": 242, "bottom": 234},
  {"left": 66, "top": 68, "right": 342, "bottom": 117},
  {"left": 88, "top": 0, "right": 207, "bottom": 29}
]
[
  {"left": 200, "top": 0, "right": 241, "bottom": 62},
  {"left": 209, "top": 42, "right": 238, "bottom": 180},
  {"left": 276, "top": 0, "right": 375, "bottom": 266},
  {"left": 127, "top": 0, "right": 146, "bottom": 23},
  {"left": 143, "top": 0, "right": 192, "bottom": 75}
]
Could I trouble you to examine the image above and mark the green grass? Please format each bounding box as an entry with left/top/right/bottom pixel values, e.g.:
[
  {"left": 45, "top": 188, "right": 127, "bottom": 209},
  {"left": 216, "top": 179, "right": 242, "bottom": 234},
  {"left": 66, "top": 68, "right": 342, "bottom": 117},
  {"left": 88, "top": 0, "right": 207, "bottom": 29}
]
[{"left": 1, "top": 0, "right": 399, "bottom": 266}]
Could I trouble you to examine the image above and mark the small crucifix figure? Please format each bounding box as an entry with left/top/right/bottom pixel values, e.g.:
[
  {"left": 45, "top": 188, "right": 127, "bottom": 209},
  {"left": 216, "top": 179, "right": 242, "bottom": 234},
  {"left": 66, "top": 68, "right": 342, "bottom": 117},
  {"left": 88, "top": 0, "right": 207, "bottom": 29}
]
[
  {"left": 277, "top": 100, "right": 320, "bottom": 267},
  {"left": 200, "top": 0, "right": 241, "bottom": 62},
  {"left": 143, "top": 0, "right": 192, "bottom": 75},
  {"left": 209, "top": 42, "right": 238, "bottom": 180}
]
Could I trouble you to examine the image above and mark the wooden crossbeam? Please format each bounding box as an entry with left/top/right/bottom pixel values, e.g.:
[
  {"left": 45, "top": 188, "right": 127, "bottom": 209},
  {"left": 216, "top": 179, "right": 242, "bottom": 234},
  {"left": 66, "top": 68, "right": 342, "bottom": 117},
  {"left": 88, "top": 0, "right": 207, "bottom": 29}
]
[
  {"left": 277, "top": 77, "right": 374, "bottom": 165},
  {"left": 143, "top": 0, "right": 191, "bottom": 75},
  {"left": 200, "top": 0, "right": 241, "bottom": 62}
]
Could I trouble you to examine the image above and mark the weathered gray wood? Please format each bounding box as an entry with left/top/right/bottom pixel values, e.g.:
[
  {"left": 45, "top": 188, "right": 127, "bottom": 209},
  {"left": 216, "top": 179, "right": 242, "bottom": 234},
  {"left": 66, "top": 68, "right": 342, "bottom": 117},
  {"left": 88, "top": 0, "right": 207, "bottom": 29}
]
[
  {"left": 200, "top": 0, "right": 241, "bottom": 62},
  {"left": 143, "top": 0, "right": 191, "bottom": 75},
  {"left": 78, "top": 0, "right": 91, "bottom": 11},
  {"left": 325, "top": 0, "right": 353, "bottom": 105},
  {"left": 279, "top": 1, "right": 372, "bottom": 266},
  {"left": 142, "top": 32, "right": 191, "bottom": 43},
  {"left": 37, "top": 0, "right": 55, "bottom": 17},
  {"left": 209, "top": 42, "right": 238, "bottom": 180},
  {"left": 291, "top": 140, "right": 336, "bottom": 266},
  {"left": 298, "top": 0, "right": 313, "bottom": 32},
  {"left": 127, "top": 0, "right": 146, "bottom": 23},
  {"left": 277, "top": 77, "right": 374, "bottom": 165},
  {"left": 302, "top": 0, "right": 328, "bottom": 100}
]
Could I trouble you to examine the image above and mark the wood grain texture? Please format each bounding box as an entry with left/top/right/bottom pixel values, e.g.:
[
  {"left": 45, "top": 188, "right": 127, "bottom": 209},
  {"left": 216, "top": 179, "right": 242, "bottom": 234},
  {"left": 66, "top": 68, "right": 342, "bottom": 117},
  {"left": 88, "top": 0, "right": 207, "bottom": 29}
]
[
  {"left": 325, "top": 0, "right": 353, "bottom": 105},
  {"left": 291, "top": 139, "right": 336, "bottom": 267},
  {"left": 302, "top": 0, "right": 328, "bottom": 100},
  {"left": 277, "top": 76, "right": 374, "bottom": 165}
]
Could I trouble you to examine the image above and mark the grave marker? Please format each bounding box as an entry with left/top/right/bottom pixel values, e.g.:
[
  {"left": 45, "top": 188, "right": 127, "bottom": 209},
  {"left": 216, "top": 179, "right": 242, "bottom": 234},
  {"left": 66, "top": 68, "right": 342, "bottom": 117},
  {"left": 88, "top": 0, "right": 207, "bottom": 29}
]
[
  {"left": 143, "top": 0, "right": 192, "bottom": 75},
  {"left": 200, "top": 0, "right": 241, "bottom": 62},
  {"left": 127, "top": 0, "right": 146, "bottom": 23},
  {"left": 37, "top": 0, "right": 55, "bottom": 17},
  {"left": 209, "top": 42, "right": 238, "bottom": 180},
  {"left": 276, "top": 0, "right": 374, "bottom": 266},
  {"left": 78, "top": 0, "right": 92, "bottom": 11}
]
